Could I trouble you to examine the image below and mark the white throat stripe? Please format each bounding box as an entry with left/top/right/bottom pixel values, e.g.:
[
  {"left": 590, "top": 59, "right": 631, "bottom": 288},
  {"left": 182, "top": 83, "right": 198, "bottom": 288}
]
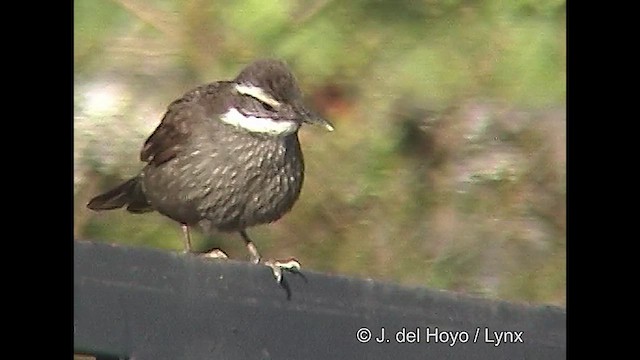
[{"left": 220, "top": 108, "right": 299, "bottom": 135}]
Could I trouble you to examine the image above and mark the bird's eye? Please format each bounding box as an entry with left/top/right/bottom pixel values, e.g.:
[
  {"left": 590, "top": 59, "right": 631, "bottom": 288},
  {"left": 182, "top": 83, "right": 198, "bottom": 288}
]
[
  {"left": 260, "top": 101, "right": 276, "bottom": 112},
  {"left": 235, "top": 84, "right": 281, "bottom": 112}
]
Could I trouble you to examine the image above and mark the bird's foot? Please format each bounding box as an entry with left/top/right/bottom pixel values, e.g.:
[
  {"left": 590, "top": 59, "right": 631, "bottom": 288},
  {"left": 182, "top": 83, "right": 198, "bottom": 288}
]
[
  {"left": 264, "top": 258, "right": 301, "bottom": 283},
  {"left": 200, "top": 248, "right": 229, "bottom": 259}
]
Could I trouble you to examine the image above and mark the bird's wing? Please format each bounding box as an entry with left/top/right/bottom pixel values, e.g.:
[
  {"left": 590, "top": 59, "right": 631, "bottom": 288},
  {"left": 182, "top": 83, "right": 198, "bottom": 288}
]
[
  {"left": 140, "top": 100, "right": 195, "bottom": 166},
  {"left": 140, "top": 83, "right": 225, "bottom": 167}
]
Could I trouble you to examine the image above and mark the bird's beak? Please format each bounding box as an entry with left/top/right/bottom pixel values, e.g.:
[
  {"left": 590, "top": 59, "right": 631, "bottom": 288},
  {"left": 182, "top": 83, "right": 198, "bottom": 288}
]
[{"left": 299, "top": 106, "right": 334, "bottom": 132}]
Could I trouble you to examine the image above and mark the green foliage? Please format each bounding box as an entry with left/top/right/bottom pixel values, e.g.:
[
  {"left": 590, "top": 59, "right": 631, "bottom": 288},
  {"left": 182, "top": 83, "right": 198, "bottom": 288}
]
[
  {"left": 74, "top": 0, "right": 125, "bottom": 70},
  {"left": 223, "top": 0, "right": 292, "bottom": 43}
]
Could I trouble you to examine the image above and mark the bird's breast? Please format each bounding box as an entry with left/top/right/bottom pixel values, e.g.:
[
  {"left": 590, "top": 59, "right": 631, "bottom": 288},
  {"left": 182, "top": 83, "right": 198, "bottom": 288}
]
[{"left": 141, "top": 128, "right": 305, "bottom": 231}]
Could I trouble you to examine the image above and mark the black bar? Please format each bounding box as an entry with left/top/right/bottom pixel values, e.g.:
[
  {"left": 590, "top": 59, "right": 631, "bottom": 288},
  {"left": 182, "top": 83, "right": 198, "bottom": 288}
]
[{"left": 74, "top": 240, "right": 565, "bottom": 360}]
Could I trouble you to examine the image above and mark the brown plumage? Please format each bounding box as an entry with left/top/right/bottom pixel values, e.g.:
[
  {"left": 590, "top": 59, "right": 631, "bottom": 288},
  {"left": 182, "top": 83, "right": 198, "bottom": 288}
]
[{"left": 87, "top": 59, "right": 333, "bottom": 268}]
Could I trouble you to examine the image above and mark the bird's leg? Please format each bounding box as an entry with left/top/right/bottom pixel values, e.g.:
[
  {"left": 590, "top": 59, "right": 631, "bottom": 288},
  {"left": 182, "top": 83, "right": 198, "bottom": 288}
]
[
  {"left": 240, "top": 230, "right": 261, "bottom": 264},
  {"left": 239, "top": 230, "right": 302, "bottom": 283},
  {"left": 181, "top": 224, "right": 192, "bottom": 253},
  {"left": 182, "top": 224, "right": 228, "bottom": 259}
]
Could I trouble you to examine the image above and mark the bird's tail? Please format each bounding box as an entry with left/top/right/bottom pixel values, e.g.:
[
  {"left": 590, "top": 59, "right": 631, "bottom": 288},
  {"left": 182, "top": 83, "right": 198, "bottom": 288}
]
[{"left": 87, "top": 176, "right": 152, "bottom": 213}]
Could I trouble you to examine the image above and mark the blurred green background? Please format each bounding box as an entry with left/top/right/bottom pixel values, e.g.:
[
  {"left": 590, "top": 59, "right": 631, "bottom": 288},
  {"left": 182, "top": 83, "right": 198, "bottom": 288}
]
[{"left": 74, "top": 0, "right": 565, "bottom": 306}]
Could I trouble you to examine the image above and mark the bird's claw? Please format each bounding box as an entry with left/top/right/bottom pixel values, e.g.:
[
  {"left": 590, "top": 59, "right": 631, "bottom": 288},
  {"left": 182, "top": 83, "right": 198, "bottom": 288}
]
[
  {"left": 201, "top": 248, "right": 229, "bottom": 259},
  {"left": 264, "top": 258, "right": 301, "bottom": 283}
]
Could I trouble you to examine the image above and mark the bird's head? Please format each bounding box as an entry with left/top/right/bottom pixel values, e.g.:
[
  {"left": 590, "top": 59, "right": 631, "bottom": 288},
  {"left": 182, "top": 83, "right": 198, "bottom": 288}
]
[{"left": 220, "top": 59, "right": 334, "bottom": 136}]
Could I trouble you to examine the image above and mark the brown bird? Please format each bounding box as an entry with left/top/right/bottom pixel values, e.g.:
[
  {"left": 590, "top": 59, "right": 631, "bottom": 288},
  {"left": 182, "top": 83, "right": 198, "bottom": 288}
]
[{"left": 87, "top": 59, "right": 334, "bottom": 282}]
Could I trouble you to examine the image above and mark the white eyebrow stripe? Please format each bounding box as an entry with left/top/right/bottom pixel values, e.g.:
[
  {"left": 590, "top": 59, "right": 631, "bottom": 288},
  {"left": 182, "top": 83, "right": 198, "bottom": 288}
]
[
  {"left": 220, "top": 108, "right": 299, "bottom": 135},
  {"left": 234, "top": 84, "right": 281, "bottom": 108}
]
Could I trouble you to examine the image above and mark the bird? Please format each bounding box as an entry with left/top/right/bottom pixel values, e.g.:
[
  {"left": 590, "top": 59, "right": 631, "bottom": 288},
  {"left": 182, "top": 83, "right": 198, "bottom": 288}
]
[{"left": 86, "top": 59, "right": 334, "bottom": 282}]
